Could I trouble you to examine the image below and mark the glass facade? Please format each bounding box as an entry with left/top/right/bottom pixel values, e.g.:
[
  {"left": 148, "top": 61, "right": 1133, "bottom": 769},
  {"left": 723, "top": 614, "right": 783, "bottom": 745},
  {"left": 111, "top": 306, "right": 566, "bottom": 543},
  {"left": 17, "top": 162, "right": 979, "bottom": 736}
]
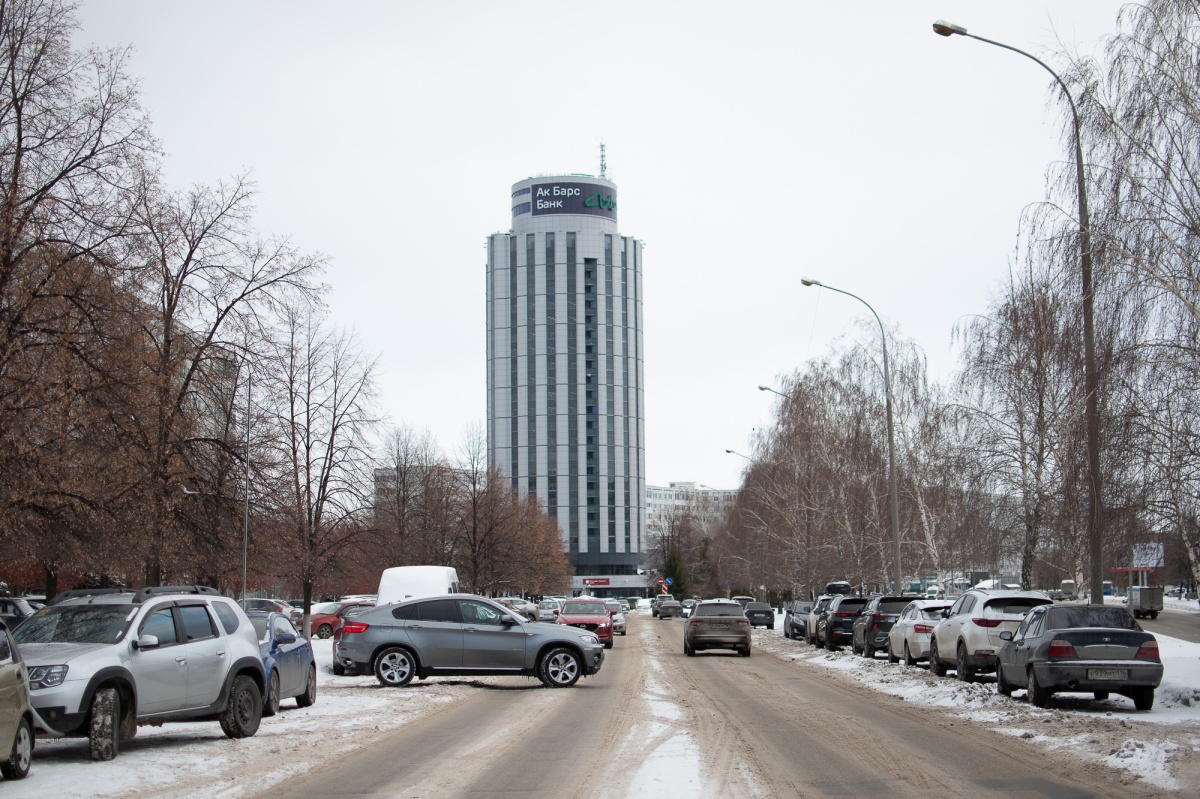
[{"left": 486, "top": 175, "right": 644, "bottom": 576}]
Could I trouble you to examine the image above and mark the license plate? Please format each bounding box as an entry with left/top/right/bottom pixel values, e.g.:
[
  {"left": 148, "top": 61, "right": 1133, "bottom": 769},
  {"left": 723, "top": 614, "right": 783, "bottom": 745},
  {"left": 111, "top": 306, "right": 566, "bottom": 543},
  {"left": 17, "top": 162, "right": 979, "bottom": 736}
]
[
  {"left": 1088, "top": 668, "right": 1129, "bottom": 680},
  {"left": 711, "top": 623, "right": 729, "bottom": 629}
]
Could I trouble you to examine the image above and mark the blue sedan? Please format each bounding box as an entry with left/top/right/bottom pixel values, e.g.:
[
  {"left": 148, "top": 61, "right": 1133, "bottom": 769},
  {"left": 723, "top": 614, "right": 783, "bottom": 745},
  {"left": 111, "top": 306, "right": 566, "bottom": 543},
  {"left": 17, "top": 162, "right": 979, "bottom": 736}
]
[{"left": 246, "top": 611, "right": 317, "bottom": 716}]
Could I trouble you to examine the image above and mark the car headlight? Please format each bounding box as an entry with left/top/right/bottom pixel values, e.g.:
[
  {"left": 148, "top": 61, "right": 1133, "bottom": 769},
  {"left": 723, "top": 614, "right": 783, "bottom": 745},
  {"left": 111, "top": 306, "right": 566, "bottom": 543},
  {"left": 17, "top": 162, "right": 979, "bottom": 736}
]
[
  {"left": 581, "top": 634, "right": 600, "bottom": 646},
  {"left": 28, "top": 664, "right": 68, "bottom": 689}
]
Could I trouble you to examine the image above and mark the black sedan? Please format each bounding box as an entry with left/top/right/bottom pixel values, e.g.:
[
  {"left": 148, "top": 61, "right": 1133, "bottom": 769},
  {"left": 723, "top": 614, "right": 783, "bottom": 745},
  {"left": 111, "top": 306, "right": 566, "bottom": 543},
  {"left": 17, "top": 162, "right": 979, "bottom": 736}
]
[
  {"left": 743, "top": 602, "right": 774, "bottom": 629},
  {"left": 851, "top": 596, "right": 911, "bottom": 659},
  {"left": 995, "top": 604, "right": 1163, "bottom": 710},
  {"left": 782, "top": 600, "right": 812, "bottom": 640}
]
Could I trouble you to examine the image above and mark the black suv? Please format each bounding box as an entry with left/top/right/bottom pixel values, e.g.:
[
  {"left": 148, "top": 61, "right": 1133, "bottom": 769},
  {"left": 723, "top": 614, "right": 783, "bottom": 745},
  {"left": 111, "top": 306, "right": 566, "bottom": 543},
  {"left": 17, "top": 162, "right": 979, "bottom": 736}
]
[
  {"left": 851, "top": 596, "right": 911, "bottom": 658},
  {"left": 820, "top": 595, "right": 869, "bottom": 650}
]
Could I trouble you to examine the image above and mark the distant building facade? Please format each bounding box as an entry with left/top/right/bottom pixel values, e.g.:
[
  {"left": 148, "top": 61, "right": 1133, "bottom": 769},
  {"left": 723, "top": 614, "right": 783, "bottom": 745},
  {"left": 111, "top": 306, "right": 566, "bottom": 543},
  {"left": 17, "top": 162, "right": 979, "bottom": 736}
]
[
  {"left": 486, "top": 174, "right": 646, "bottom": 590},
  {"left": 646, "top": 482, "right": 738, "bottom": 537}
]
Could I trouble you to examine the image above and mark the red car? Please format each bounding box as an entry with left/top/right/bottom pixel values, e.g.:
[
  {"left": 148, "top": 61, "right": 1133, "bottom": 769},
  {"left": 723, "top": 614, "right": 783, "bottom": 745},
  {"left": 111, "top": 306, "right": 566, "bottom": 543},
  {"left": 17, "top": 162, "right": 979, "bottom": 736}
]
[
  {"left": 557, "top": 597, "right": 614, "bottom": 649},
  {"left": 310, "top": 600, "right": 375, "bottom": 639}
]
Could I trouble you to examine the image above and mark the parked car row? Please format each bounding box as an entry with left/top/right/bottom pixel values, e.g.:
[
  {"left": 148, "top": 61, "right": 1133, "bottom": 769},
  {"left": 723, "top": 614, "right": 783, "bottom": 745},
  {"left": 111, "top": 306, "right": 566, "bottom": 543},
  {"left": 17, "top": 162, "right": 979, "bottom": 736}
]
[{"left": 781, "top": 587, "right": 1164, "bottom": 711}]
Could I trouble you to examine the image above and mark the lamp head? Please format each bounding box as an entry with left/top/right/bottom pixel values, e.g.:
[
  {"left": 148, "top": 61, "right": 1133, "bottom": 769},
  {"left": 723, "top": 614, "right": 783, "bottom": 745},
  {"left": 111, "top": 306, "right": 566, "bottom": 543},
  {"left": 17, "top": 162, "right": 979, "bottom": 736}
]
[
  {"left": 800, "top": 277, "right": 822, "bottom": 287},
  {"left": 724, "top": 449, "right": 734, "bottom": 454},
  {"left": 758, "top": 386, "right": 770, "bottom": 391},
  {"left": 932, "top": 20, "right": 967, "bottom": 37}
]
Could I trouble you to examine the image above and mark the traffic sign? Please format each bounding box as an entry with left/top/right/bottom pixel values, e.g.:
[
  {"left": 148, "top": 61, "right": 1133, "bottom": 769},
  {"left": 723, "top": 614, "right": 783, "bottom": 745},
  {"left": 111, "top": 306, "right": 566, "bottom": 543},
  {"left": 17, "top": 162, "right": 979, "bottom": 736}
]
[
  {"left": 656, "top": 578, "right": 664, "bottom": 585},
  {"left": 665, "top": 578, "right": 673, "bottom": 586}
]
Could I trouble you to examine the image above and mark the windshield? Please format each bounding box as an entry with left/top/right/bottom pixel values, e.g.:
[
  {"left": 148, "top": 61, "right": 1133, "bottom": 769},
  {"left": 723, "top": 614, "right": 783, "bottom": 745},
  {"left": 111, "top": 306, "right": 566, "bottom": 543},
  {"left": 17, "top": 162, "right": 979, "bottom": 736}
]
[
  {"left": 562, "top": 602, "right": 606, "bottom": 615},
  {"left": 694, "top": 604, "right": 743, "bottom": 618},
  {"left": 249, "top": 617, "right": 270, "bottom": 642},
  {"left": 13, "top": 605, "right": 134, "bottom": 644},
  {"left": 312, "top": 602, "right": 343, "bottom": 615},
  {"left": 1048, "top": 606, "right": 1139, "bottom": 630}
]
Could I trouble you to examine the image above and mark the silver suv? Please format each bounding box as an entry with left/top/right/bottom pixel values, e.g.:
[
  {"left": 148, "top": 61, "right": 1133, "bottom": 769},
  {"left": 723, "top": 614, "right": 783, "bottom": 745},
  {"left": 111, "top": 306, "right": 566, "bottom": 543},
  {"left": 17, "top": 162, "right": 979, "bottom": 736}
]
[
  {"left": 12, "top": 586, "right": 266, "bottom": 760},
  {"left": 928, "top": 588, "right": 1053, "bottom": 681},
  {"left": 335, "top": 594, "right": 605, "bottom": 688}
]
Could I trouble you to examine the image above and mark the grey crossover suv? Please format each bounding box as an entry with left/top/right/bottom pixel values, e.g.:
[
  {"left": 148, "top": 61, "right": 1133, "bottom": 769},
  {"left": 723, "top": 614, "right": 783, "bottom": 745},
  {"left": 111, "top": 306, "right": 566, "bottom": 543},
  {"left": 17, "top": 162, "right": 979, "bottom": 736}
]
[
  {"left": 13, "top": 586, "right": 266, "bottom": 760},
  {"left": 335, "top": 594, "right": 605, "bottom": 688}
]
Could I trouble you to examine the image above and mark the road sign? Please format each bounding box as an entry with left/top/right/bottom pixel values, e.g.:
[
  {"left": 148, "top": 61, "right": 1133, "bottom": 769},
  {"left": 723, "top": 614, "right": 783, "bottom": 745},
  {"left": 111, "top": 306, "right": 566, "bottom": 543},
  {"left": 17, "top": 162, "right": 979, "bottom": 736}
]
[
  {"left": 656, "top": 578, "right": 664, "bottom": 585},
  {"left": 665, "top": 578, "right": 673, "bottom": 586}
]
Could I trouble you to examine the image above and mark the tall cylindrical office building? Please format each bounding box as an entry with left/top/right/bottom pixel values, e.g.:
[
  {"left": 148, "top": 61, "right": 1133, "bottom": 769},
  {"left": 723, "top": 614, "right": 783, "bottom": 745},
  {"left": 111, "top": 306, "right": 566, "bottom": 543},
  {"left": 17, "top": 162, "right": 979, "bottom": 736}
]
[{"left": 486, "top": 174, "right": 645, "bottom": 582}]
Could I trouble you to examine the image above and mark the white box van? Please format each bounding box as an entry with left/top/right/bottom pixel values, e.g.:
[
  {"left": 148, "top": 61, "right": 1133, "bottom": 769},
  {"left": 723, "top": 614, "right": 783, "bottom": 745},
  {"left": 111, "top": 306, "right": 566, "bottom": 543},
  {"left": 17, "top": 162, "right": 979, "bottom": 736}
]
[{"left": 377, "top": 566, "right": 460, "bottom": 606}]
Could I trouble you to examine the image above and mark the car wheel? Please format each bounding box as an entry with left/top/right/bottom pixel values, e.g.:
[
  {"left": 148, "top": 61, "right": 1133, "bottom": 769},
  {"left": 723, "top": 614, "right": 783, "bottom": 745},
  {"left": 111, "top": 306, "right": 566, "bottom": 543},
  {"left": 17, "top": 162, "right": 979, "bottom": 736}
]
[
  {"left": 887, "top": 643, "right": 899, "bottom": 664},
  {"left": 864, "top": 642, "right": 875, "bottom": 660},
  {"left": 539, "top": 647, "right": 582, "bottom": 688},
  {"left": 263, "top": 670, "right": 281, "bottom": 717},
  {"left": 375, "top": 647, "right": 417, "bottom": 687},
  {"left": 1149, "top": 611, "right": 1159, "bottom": 620},
  {"left": 296, "top": 664, "right": 317, "bottom": 707},
  {"left": 332, "top": 661, "right": 346, "bottom": 676},
  {"left": 317, "top": 624, "right": 333, "bottom": 639},
  {"left": 956, "top": 643, "right": 975, "bottom": 683},
  {"left": 929, "top": 639, "right": 947, "bottom": 677},
  {"left": 89, "top": 687, "right": 120, "bottom": 761},
  {"left": 1027, "top": 669, "right": 1051, "bottom": 708},
  {"left": 0, "top": 716, "right": 32, "bottom": 779},
  {"left": 684, "top": 641, "right": 694, "bottom": 656},
  {"left": 903, "top": 641, "right": 917, "bottom": 667},
  {"left": 740, "top": 647, "right": 752, "bottom": 657},
  {"left": 825, "top": 634, "right": 837, "bottom": 652},
  {"left": 1093, "top": 690, "right": 1110, "bottom": 701},
  {"left": 219, "top": 675, "right": 263, "bottom": 739},
  {"left": 1131, "top": 686, "right": 1155, "bottom": 711},
  {"left": 996, "top": 664, "right": 1014, "bottom": 697},
  {"left": 604, "top": 639, "right": 614, "bottom": 649},
  {"left": 768, "top": 624, "right": 774, "bottom": 630}
]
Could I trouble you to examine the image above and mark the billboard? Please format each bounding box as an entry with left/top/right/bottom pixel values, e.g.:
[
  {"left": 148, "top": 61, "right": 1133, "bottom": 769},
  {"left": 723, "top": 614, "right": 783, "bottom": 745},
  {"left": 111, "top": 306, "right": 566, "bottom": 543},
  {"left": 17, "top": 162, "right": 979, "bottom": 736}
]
[{"left": 530, "top": 182, "right": 617, "bottom": 220}]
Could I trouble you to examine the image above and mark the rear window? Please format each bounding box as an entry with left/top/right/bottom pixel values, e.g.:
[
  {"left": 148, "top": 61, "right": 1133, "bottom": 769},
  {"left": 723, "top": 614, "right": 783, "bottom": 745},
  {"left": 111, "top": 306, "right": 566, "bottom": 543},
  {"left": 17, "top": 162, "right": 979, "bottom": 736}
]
[
  {"left": 920, "top": 607, "right": 950, "bottom": 620},
  {"left": 984, "top": 597, "right": 1052, "bottom": 616},
  {"left": 835, "top": 599, "right": 868, "bottom": 611},
  {"left": 695, "top": 604, "right": 744, "bottom": 617},
  {"left": 746, "top": 603, "right": 771, "bottom": 611},
  {"left": 877, "top": 600, "right": 910, "bottom": 614},
  {"left": 1048, "top": 606, "right": 1139, "bottom": 630}
]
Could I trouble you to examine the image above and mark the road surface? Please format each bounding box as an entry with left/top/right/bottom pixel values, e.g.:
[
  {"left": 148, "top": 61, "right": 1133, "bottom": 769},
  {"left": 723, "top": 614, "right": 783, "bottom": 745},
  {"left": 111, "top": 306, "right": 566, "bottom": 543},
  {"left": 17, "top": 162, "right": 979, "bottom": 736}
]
[{"left": 270, "top": 613, "right": 1172, "bottom": 799}]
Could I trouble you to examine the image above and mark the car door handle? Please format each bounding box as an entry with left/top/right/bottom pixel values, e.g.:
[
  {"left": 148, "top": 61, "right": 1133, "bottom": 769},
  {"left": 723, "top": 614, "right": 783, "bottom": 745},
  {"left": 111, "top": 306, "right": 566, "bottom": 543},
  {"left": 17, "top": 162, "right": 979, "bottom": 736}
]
[
  {"left": 216, "top": 650, "right": 226, "bottom": 658},
  {"left": 464, "top": 626, "right": 477, "bottom": 632},
  {"left": 175, "top": 656, "right": 187, "bottom": 663}
]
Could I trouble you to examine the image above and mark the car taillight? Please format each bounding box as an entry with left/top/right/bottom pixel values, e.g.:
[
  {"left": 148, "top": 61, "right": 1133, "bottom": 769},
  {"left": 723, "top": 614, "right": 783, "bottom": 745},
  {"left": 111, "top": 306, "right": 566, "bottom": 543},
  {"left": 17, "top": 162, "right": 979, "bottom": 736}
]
[
  {"left": 1135, "top": 640, "right": 1159, "bottom": 661},
  {"left": 736, "top": 618, "right": 750, "bottom": 625},
  {"left": 971, "top": 618, "right": 1002, "bottom": 628},
  {"left": 914, "top": 624, "right": 934, "bottom": 634},
  {"left": 341, "top": 622, "right": 370, "bottom": 635},
  {"left": 834, "top": 611, "right": 856, "bottom": 617},
  {"left": 1047, "top": 639, "right": 1077, "bottom": 658}
]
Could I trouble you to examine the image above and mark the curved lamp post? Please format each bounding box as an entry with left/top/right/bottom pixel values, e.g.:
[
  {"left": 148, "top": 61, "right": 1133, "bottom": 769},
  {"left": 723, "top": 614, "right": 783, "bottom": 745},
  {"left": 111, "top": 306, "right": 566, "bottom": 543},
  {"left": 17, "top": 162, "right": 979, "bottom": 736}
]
[
  {"left": 801, "top": 278, "right": 901, "bottom": 594},
  {"left": 932, "top": 20, "right": 1102, "bottom": 604},
  {"left": 725, "top": 449, "right": 752, "bottom": 461}
]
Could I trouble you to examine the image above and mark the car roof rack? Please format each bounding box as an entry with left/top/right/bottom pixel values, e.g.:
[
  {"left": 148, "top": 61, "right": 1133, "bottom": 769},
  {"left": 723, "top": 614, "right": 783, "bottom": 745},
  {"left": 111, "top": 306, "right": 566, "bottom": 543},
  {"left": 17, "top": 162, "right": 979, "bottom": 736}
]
[
  {"left": 47, "top": 588, "right": 134, "bottom": 605},
  {"left": 132, "top": 585, "right": 221, "bottom": 603}
]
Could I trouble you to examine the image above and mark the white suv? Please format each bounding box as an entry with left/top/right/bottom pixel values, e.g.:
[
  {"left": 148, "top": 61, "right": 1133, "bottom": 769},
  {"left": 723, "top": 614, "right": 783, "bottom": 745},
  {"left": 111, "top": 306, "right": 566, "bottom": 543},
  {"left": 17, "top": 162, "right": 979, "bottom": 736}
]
[
  {"left": 928, "top": 588, "right": 1052, "bottom": 682},
  {"left": 13, "top": 586, "right": 266, "bottom": 760}
]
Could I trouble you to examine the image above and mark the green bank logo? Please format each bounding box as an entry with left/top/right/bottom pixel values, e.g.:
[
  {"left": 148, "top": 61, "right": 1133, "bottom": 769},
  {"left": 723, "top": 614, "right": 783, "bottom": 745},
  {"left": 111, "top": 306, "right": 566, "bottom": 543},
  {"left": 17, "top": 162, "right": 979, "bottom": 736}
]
[{"left": 585, "top": 192, "right": 616, "bottom": 211}]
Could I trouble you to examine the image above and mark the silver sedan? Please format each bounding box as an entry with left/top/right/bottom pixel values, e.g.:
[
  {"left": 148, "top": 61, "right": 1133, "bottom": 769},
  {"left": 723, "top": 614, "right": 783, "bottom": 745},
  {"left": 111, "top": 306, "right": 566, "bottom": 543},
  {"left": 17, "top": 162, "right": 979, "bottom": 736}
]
[{"left": 886, "top": 600, "right": 952, "bottom": 665}]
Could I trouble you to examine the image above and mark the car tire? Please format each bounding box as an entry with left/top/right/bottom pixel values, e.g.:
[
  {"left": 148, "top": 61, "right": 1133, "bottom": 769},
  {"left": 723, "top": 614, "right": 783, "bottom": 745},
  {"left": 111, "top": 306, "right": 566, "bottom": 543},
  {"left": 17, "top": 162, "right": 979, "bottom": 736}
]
[
  {"left": 996, "top": 664, "right": 1014, "bottom": 697},
  {"left": 219, "top": 675, "right": 263, "bottom": 739},
  {"left": 0, "top": 716, "right": 32, "bottom": 779},
  {"left": 903, "top": 641, "right": 917, "bottom": 667},
  {"left": 864, "top": 642, "right": 875, "bottom": 660},
  {"left": 375, "top": 646, "right": 417, "bottom": 688},
  {"left": 263, "top": 670, "right": 281, "bottom": 717},
  {"left": 768, "top": 624, "right": 774, "bottom": 630},
  {"left": 1027, "top": 669, "right": 1051, "bottom": 708},
  {"left": 539, "top": 647, "right": 582, "bottom": 688},
  {"left": 684, "top": 641, "right": 694, "bottom": 656},
  {"left": 317, "top": 624, "right": 333, "bottom": 639},
  {"left": 604, "top": 639, "right": 614, "bottom": 649},
  {"left": 89, "top": 687, "right": 120, "bottom": 761},
  {"left": 929, "top": 639, "right": 947, "bottom": 677},
  {"left": 1149, "top": 611, "right": 1159, "bottom": 620},
  {"left": 956, "top": 643, "right": 975, "bottom": 683},
  {"left": 740, "top": 647, "right": 751, "bottom": 657},
  {"left": 825, "top": 634, "right": 836, "bottom": 652},
  {"left": 296, "top": 664, "right": 317, "bottom": 708},
  {"left": 1093, "top": 691, "right": 1110, "bottom": 701},
  {"left": 1131, "top": 687, "right": 1155, "bottom": 711},
  {"left": 887, "top": 643, "right": 899, "bottom": 664},
  {"left": 332, "top": 661, "right": 346, "bottom": 676}
]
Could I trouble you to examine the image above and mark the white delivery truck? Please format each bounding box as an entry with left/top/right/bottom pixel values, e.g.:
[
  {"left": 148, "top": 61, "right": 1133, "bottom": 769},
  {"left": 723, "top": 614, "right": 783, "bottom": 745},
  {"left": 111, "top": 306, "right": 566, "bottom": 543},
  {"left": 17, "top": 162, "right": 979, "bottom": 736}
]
[{"left": 377, "top": 566, "right": 460, "bottom": 606}]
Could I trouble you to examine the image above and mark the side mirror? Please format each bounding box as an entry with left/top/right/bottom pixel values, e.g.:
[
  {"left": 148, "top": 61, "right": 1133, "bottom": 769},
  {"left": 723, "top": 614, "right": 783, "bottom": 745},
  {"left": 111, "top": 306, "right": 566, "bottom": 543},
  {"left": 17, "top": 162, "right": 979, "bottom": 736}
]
[
  {"left": 275, "top": 632, "right": 297, "bottom": 645},
  {"left": 999, "top": 630, "right": 1013, "bottom": 641},
  {"left": 941, "top": 609, "right": 951, "bottom": 618},
  {"left": 610, "top": 610, "right": 617, "bottom": 616},
  {"left": 501, "top": 615, "right": 518, "bottom": 625},
  {"left": 135, "top": 634, "right": 160, "bottom": 650}
]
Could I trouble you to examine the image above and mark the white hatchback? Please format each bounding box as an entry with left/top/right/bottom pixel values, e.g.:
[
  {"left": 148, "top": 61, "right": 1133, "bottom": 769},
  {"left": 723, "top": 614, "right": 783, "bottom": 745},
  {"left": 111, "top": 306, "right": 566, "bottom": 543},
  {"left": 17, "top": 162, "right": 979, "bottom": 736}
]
[
  {"left": 885, "top": 599, "right": 952, "bottom": 665},
  {"left": 928, "top": 589, "right": 1053, "bottom": 682}
]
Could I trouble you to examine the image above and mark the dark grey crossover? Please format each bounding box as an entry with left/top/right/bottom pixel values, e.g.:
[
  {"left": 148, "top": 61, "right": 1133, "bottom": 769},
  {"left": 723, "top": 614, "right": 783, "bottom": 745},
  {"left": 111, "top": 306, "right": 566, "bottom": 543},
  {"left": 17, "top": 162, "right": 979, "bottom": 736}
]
[
  {"left": 995, "top": 604, "right": 1163, "bottom": 710},
  {"left": 334, "top": 594, "right": 604, "bottom": 688}
]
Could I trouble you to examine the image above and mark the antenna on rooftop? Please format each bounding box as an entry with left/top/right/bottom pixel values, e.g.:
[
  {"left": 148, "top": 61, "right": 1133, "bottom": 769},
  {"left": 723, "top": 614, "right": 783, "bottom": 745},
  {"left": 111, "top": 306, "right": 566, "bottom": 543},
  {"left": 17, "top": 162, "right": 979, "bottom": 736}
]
[{"left": 599, "top": 142, "right": 607, "bottom": 179}]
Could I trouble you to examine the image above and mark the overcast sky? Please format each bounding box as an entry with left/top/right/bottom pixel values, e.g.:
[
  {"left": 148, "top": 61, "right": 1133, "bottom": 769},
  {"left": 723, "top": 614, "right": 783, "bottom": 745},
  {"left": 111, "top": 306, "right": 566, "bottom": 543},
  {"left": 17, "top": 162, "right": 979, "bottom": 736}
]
[{"left": 74, "top": 1, "right": 1126, "bottom": 491}]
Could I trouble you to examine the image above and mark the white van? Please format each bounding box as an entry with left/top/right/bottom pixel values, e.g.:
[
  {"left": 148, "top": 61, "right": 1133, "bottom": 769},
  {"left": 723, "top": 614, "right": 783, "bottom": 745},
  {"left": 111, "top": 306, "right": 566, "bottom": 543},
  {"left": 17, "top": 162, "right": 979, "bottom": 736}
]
[{"left": 377, "top": 566, "right": 460, "bottom": 606}]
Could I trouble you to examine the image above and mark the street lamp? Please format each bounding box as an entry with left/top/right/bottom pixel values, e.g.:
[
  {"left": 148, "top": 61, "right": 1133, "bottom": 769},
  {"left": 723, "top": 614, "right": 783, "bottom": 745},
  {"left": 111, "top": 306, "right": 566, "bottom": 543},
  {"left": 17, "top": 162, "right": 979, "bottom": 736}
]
[
  {"left": 725, "top": 449, "right": 752, "bottom": 461},
  {"left": 800, "top": 277, "right": 901, "bottom": 595},
  {"left": 758, "top": 385, "right": 791, "bottom": 401},
  {"left": 932, "top": 20, "right": 1103, "bottom": 605}
]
